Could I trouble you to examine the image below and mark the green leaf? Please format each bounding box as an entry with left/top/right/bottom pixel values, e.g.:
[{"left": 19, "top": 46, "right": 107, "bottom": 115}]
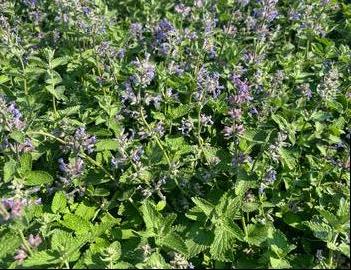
[
  {"left": 25, "top": 171, "right": 54, "bottom": 186},
  {"left": 136, "top": 252, "right": 170, "bottom": 269},
  {"left": 95, "top": 139, "right": 119, "bottom": 152},
  {"left": 105, "top": 241, "right": 122, "bottom": 261},
  {"left": 51, "top": 56, "right": 69, "bottom": 69},
  {"left": 272, "top": 114, "right": 289, "bottom": 130},
  {"left": 0, "top": 231, "right": 22, "bottom": 259},
  {"left": 51, "top": 191, "right": 67, "bottom": 213},
  {"left": 51, "top": 230, "right": 75, "bottom": 251},
  {"left": 140, "top": 200, "right": 161, "bottom": 231},
  {"left": 279, "top": 148, "right": 296, "bottom": 170},
  {"left": 191, "top": 197, "right": 215, "bottom": 217},
  {"left": 268, "top": 229, "right": 296, "bottom": 258},
  {"left": 159, "top": 232, "right": 188, "bottom": 255},
  {"left": 9, "top": 130, "right": 25, "bottom": 143},
  {"left": 337, "top": 242, "right": 350, "bottom": 258},
  {"left": 23, "top": 251, "right": 60, "bottom": 267},
  {"left": 245, "top": 224, "right": 269, "bottom": 246},
  {"left": 3, "top": 159, "right": 17, "bottom": 183},
  {"left": 75, "top": 203, "right": 96, "bottom": 221},
  {"left": 61, "top": 213, "right": 92, "bottom": 234},
  {"left": 270, "top": 257, "right": 291, "bottom": 269},
  {"left": 167, "top": 104, "right": 192, "bottom": 119},
  {"left": 304, "top": 220, "right": 333, "bottom": 242},
  {"left": 156, "top": 200, "right": 166, "bottom": 211},
  {"left": 0, "top": 75, "right": 10, "bottom": 84},
  {"left": 210, "top": 224, "right": 235, "bottom": 262},
  {"left": 19, "top": 153, "right": 32, "bottom": 173},
  {"left": 223, "top": 219, "right": 245, "bottom": 242}
]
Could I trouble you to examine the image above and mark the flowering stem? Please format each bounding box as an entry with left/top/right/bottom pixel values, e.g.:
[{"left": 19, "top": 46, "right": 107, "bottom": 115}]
[
  {"left": 27, "top": 131, "right": 114, "bottom": 180},
  {"left": 18, "top": 230, "right": 33, "bottom": 256},
  {"left": 139, "top": 107, "right": 172, "bottom": 167},
  {"left": 27, "top": 131, "right": 66, "bottom": 144},
  {"left": 80, "top": 152, "right": 115, "bottom": 180}
]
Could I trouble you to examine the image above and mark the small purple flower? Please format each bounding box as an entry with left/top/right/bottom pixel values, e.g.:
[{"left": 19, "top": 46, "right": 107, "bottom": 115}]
[
  {"left": 299, "top": 83, "right": 312, "bottom": 100},
  {"left": 82, "top": 6, "right": 91, "bottom": 16},
  {"left": 58, "top": 158, "right": 84, "bottom": 184},
  {"left": 64, "top": 127, "right": 96, "bottom": 154},
  {"left": 132, "top": 146, "right": 144, "bottom": 163},
  {"left": 14, "top": 249, "right": 27, "bottom": 264},
  {"left": 18, "top": 138, "right": 35, "bottom": 153},
  {"left": 117, "top": 48, "right": 126, "bottom": 59},
  {"left": 196, "top": 67, "right": 224, "bottom": 100},
  {"left": 223, "top": 124, "right": 245, "bottom": 139},
  {"left": 132, "top": 54, "right": 156, "bottom": 88},
  {"left": 1, "top": 198, "right": 26, "bottom": 219},
  {"left": 249, "top": 107, "right": 259, "bottom": 116},
  {"left": 264, "top": 169, "right": 277, "bottom": 185},
  {"left": 175, "top": 4, "right": 191, "bottom": 17},
  {"left": 130, "top": 23, "right": 143, "bottom": 38},
  {"left": 28, "top": 234, "right": 42, "bottom": 248},
  {"left": 179, "top": 118, "right": 194, "bottom": 136},
  {"left": 200, "top": 114, "right": 214, "bottom": 126},
  {"left": 228, "top": 108, "right": 243, "bottom": 119},
  {"left": 154, "top": 121, "right": 165, "bottom": 137},
  {"left": 232, "top": 153, "right": 246, "bottom": 167}
]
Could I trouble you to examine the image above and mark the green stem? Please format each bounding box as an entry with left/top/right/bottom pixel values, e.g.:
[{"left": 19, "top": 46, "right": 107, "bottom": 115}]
[
  {"left": 52, "top": 95, "right": 58, "bottom": 117},
  {"left": 27, "top": 131, "right": 66, "bottom": 144},
  {"left": 242, "top": 216, "right": 248, "bottom": 237},
  {"left": 18, "top": 230, "right": 33, "bottom": 256},
  {"left": 80, "top": 152, "right": 114, "bottom": 180},
  {"left": 139, "top": 108, "right": 172, "bottom": 167}
]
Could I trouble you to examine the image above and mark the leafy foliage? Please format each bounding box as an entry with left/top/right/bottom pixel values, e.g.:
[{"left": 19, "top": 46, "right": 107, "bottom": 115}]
[{"left": 0, "top": 0, "right": 350, "bottom": 269}]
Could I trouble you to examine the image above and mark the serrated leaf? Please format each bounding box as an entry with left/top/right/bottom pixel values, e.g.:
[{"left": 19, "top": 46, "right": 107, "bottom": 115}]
[
  {"left": 210, "top": 225, "right": 235, "bottom": 262},
  {"left": 223, "top": 219, "right": 245, "bottom": 241},
  {"left": 0, "top": 75, "right": 9, "bottom": 84},
  {"left": 61, "top": 213, "right": 92, "bottom": 234},
  {"left": 0, "top": 231, "right": 22, "bottom": 259},
  {"left": 191, "top": 197, "right": 215, "bottom": 216},
  {"left": 140, "top": 201, "right": 161, "bottom": 231},
  {"left": 304, "top": 221, "right": 333, "bottom": 242},
  {"left": 51, "top": 191, "right": 67, "bottom": 213},
  {"left": 25, "top": 170, "right": 54, "bottom": 186},
  {"left": 268, "top": 230, "right": 296, "bottom": 258},
  {"left": 270, "top": 257, "right": 291, "bottom": 269},
  {"left": 3, "top": 159, "right": 17, "bottom": 183},
  {"left": 75, "top": 203, "right": 96, "bottom": 221},
  {"left": 105, "top": 241, "right": 122, "bottom": 261},
  {"left": 9, "top": 130, "right": 25, "bottom": 143},
  {"left": 19, "top": 153, "right": 32, "bottom": 173},
  {"left": 95, "top": 139, "right": 119, "bottom": 152},
  {"left": 51, "top": 56, "right": 69, "bottom": 69},
  {"left": 159, "top": 232, "right": 188, "bottom": 255},
  {"left": 23, "top": 251, "right": 60, "bottom": 267},
  {"left": 245, "top": 224, "right": 269, "bottom": 246},
  {"left": 167, "top": 104, "right": 192, "bottom": 119},
  {"left": 279, "top": 148, "right": 296, "bottom": 170}
]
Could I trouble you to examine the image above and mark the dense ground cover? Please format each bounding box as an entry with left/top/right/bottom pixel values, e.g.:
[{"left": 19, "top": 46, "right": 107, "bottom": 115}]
[{"left": 0, "top": 0, "right": 350, "bottom": 268}]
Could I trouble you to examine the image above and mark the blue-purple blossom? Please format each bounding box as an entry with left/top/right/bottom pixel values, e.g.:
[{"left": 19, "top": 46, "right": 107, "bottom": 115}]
[
  {"left": 131, "top": 146, "right": 144, "bottom": 163},
  {"left": 132, "top": 54, "right": 156, "bottom": 88},
  {"left": 200, "top": 114, "right": 213, "bottom": 126},
  {"left": 1, "top": 198, "right": 27, "bottom": 220},
  {"left": 179, "top": 118, "right": 194, "bottom": 136},
  {"left": 196, "top": 67, "right": 224, "bottom": 100},
  {"left": 264, "top": 169, "right": 277, "bottom": 184},
  {"left": 64, "top": 127, "right": 96, "bottom": 154},
  {"left": 223, "top": 124, "right": 245, "bottom": 139},
  {"left": 58, "top": 158, "right": 84, "bottom": 184},
  {"left": 229, "top": 77, "right": 252, "bottom": 105},
  {"left": 14, "top": 249, "right": 27, "bottom": 264}
]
